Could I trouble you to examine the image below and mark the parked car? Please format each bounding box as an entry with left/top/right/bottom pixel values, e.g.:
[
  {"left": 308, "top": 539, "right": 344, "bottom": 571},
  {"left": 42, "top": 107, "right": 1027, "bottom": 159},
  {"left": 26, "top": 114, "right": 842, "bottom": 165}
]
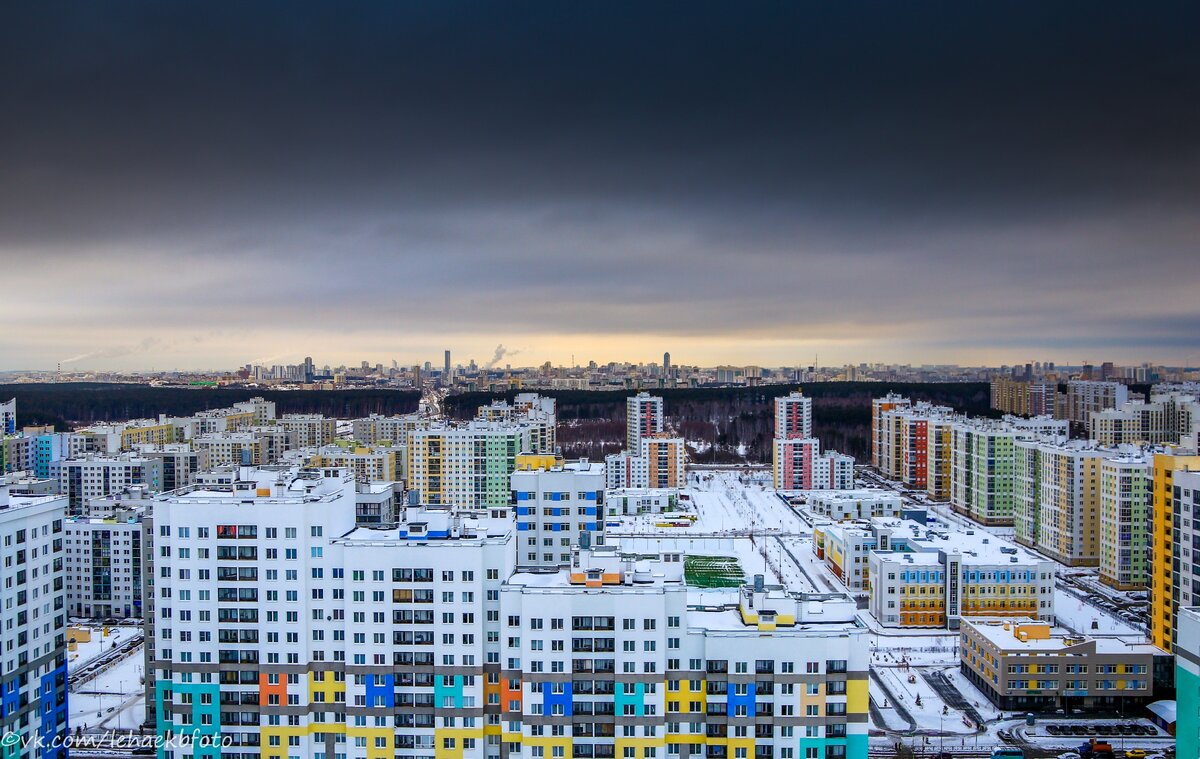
[
  {"left": 1058, "top": 753, "right": 1081, "bottom": 759},
  {"left": 1123, "top": 750, "right": 1148, "bottom": 759}
]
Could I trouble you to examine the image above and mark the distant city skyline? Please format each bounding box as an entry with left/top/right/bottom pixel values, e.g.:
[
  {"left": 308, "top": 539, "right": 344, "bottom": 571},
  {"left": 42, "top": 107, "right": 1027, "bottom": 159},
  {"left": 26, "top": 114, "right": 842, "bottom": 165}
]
[{"left": 0, "top": 347, "right": 1192, "bottom": 376}]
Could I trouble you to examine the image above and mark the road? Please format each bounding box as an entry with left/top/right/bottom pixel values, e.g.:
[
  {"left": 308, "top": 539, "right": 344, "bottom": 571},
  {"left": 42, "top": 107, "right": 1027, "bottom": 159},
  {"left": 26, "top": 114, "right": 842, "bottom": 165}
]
[{"left": 69, "top": 632, "right": 144, "bottom": 690}]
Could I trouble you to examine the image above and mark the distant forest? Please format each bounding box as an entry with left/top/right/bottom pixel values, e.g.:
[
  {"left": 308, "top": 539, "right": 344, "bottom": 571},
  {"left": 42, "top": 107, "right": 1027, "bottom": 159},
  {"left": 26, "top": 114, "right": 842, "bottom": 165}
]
[
  {"left": 445, "top": 382, "right": 1000, "bottom": 464},
  {"left": 0, "top": 384, "right": 420, "bottom": 430},
  {"left": 4, "top": 381, "right": 1016, "bottom": 465}
]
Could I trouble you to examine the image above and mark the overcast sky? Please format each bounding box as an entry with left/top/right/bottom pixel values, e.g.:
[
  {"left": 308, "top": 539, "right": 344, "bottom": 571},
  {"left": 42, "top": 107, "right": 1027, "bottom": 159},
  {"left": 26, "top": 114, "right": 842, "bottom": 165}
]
[{"left": 2, "top": 2, "right": 1198, "bottom": 371}]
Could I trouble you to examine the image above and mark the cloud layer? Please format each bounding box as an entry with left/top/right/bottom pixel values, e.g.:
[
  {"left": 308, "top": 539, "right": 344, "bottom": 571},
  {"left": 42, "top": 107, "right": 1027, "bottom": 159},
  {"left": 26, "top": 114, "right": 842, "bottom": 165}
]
[{"left": 1, "top": 2, "right": 1197, "bottom": 369}]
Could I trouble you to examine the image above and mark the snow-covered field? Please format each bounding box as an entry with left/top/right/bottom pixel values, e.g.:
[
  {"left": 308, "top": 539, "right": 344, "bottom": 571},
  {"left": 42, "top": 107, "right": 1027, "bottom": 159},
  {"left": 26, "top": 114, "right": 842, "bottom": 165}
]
[
  {"left": 68, "top": 624, "right": 146, "bottom": 731},
  {"left": 1054, "top": 588, "right": 1143, "bottom": 636},
  {"left": 70, "top": 650, "right": 146, "bottom": 731}
]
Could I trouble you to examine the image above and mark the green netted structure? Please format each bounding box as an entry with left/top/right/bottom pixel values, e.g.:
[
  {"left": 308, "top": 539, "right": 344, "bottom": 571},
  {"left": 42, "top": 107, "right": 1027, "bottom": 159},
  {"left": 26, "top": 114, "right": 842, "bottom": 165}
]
[{"left": 684, "top": 555, "right": 745, "bottom": 588}]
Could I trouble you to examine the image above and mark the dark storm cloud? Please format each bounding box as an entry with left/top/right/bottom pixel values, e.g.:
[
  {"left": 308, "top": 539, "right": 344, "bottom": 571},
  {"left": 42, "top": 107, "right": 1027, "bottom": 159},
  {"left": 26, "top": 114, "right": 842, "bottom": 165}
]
[{"left": 1, "top": 2, "right": 1197, "bottom": 367}]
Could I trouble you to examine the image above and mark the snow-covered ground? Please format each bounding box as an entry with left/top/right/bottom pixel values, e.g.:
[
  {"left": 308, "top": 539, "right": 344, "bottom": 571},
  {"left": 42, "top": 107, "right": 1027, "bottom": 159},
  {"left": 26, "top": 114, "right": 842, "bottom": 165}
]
[
  {"left": 608, "top": 467, "right": 1171, "bottom": 752},
  {"left": 70, "top": 649, "right": 146, "bottom": 731},
  {"left": 1054, "top": 588, "right": 1143, "bottom": 637},
  {"left": 68, "top": 624, "right": 146, "bottom": 732}
]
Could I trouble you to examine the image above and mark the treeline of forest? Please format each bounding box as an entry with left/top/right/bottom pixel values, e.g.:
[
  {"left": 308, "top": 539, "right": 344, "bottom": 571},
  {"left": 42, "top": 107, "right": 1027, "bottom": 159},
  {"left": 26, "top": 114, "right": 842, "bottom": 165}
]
[
  {"left": 0, "top": 384, "right": 420, "bottom": 430},
  {"left": 445, "top": 382, "right": 998, "bottom": 464},
  {"left": 5, "top": 381, "right": 1154, "bottom": 464}
]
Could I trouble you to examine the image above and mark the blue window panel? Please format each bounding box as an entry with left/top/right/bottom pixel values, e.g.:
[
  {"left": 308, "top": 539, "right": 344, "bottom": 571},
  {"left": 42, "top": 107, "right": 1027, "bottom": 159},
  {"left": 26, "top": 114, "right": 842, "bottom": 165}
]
[
  {"left": 726, "top": 682, "right": 756, "bottom": 717},
  {"left": 365, "top": 674, "right": 396, "bottom": 708},
  {"left": 517, "top": 522, "right": 531, "bottom": 531},
  {"left": 542, "top": 682, "right": 573, "bottom": 716}
]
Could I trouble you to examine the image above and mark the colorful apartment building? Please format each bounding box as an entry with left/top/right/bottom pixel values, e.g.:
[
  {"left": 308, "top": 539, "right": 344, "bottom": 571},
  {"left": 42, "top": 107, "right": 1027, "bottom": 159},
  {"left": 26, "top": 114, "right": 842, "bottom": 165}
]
[
  {"left": 306, "top": 442, "right": 403, "bottom": 483},
  {"left": 775, "top": 391, "right": 813, "bottom": 439},
  {"left": 1098, "top": 454, "right": 1152, "bottom": 589},
  {"left": 1151, "top": 455, "right": 1200, "bottom": 652},
  {"left": 511, "top": 458, "right": 604, "bottom": 568},
  {"left": 0, "top": 486, "right": 68, "bottom": 758},
  {"left": 626, "top": 392, "right": 664, "bottom": 451},
  {"left": 1176, "top": 607, "right": 1200, "bottom": 758},
  {"left": 644, "top": 436, "right": 687, "bottom": 489},
  {"left": 773, "top": 437, "right": 854, "bottom": 491},
  {"left": 951, "top": 421, "right": 1019, "bottom": 526},
  {"left": 408, "top": 422, "right": 532, "bottom": 509},
  {"left": 865, "top": 519, "right": 1056, "bottom": 629},
  {"left": 1013, "top": 441, "right": 1113, "bottom": 567},
  {"left": 871, "top": 393, "right": 910, "bottom": 470},
  {"left": 148, "top": 467, "right": 870, "bottom": 759}
]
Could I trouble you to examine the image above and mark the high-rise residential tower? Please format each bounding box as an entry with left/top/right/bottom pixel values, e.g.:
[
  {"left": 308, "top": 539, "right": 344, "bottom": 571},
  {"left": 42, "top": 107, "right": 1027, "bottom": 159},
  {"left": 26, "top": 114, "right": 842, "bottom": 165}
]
[
  {"left": 625, "top": 392, "right": 664, "bottom": 451},
  {"left": 0, "top": 486, "right": 68, "bottom": 757},
  {"left": 774, "top": 391, "right": 813, "bottom": 439}
]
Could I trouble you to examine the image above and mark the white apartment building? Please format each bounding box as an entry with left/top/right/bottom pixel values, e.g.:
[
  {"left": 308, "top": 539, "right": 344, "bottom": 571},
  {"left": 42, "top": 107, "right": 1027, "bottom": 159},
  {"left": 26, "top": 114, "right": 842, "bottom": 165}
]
[
  {"left": 277, "top": 414, "right": 336, "bottom": 448},
  {"left": 0, "top": 486, "right": 68, "bottom": 756},
  {"left": 145, "top": 464, "right": 871, "bottom": 759},
  {"left": 604, "top": 488, "right": 679, "bottom": 516},
  {"left": 1064, "top": 380, "right": 1129, "bottom": 426},
  {"left": 135, "top": 444, "right": 209, "bottom": 491},
  {"left": 1164, "top": 470, "right": 1200, "bottom": 627},
  {"left": 148, "top": 468, "right": 515, "bottom": 759},
  {"left": 1091, "top": 391, "right": 1200, "bottom": 446},
  {"left": 512, "top": 459, "right": 604, "bottom": 568},
  {"left": 626, "top": 392, "right": 664, "bottom": 451},
  {"left": 605, "top": 451, "right": 649, "bottom": 490},
  {"left": 352, "top": 413, "right": 429, "bottom": 445},
  {"left": 65, "top": 507, "right": 144, "bottom": 618},
  {"left": 477, "top": 394, "right": 557, "bottom": 454},
  {"left": 52, "top": 454, "right": 164, "bottom": 515},
  {"left": 0, "top": 397, "right": 15, "bottom": 435},
  {"left": 797, "top": 490, "right": 905, "bottom": 522}
]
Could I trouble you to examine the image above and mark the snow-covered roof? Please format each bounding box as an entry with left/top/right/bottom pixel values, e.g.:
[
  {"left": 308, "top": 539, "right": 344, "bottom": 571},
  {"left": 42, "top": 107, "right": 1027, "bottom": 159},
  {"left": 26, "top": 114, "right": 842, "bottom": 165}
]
[{"left": 1146, "top": 700, "right": 1176, "bottom": 724}]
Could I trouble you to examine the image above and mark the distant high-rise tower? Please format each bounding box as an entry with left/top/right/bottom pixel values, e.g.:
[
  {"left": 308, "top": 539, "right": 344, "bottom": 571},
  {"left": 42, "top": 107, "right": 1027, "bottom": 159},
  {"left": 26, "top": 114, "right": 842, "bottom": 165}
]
[
  {"left": 444, "top": 350, "right": 451, "bottom": 380},
  {"left": 663, "top": 352, "right": 671, "bottom": 376},
  {"left": 303, "top": 356, "right": 315, "bottom": 383},
  {"left": 626, "top": 392, "right": 664, "bottom": 451},
  {"left": 774, "top": 391, "right": 812, "bottom": 439}
]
